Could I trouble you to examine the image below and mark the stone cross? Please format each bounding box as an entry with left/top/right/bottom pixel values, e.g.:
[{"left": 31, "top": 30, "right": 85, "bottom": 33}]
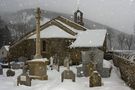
[
  {"left": 34, "top": 7, "right": 42, "bottom": 59},
  {"left": 67, "top": 57, "right": 70, "bottom": 70}
]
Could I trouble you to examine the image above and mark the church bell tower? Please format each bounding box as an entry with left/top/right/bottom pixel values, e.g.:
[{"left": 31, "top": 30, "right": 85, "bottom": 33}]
[{"left": 74, "top": 9, "right": 84, "bottom": 26}]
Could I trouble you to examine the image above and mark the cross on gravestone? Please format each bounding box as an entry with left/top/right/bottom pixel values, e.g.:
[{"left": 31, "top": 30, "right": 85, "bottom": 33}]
[
  {"left": 17, "top": 65, "right": 31, "bottom": 86},
  {"left": 67, "top": 57, "right": 70, "bottom": 70},
  {"left": 64, "top": 57, "right": 69, "bottom": 67},
  {"left": 61, "top": 55, "right": 75, "bottom": 82}
]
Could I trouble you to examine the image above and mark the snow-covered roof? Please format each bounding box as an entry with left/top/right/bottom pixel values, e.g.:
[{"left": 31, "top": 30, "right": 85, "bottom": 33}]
[
  {"left": 55, "top": 19, "right": 83, "bottom": 33},
  {"left": 70, "top": 29, "right": 107, "bottom": 48},
  {"left": 28, "top": 25, "right": 76, "bottom": 39},
  {"left": 4, "top": 45, "right": 10, "bottom": 51}
]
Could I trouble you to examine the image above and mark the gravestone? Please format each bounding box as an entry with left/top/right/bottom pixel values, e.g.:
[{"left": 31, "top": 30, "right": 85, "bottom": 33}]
[
  {"left": 61, "top": 70, "right": 75, "bottom": 82},
  {"left": 17, "top": 65, "right": 31, "bottom": 86},
  {"left": 11, "top": 61, "right": 25, "bottom": 69},
  {"left": 89, "top": 71, "right": 102, "bottom": 87},
  {"left": 0, "top": 65, "right": 3, "bottom": 75},
  {"left": 80, "top": 49, "right": 104, "bottom": 77},
  {"left": 76, "top": 67, "right": 83, "bottom": 77},
  {"left": 61, "top": 57, "right": 75, "bottom": 82},
  {"left": 6, "top": 69, "right": 15, "bottom": 77}
]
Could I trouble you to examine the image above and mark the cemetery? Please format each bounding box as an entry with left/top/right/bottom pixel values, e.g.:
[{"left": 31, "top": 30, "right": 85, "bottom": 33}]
[{"left": 0, "top": 4, "right": 133, "bottom": 90}]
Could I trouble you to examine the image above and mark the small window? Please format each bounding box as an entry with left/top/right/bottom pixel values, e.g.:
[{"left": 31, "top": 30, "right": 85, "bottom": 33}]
[{"left": 42, "top": 40, "right": 46, "bottom": 51}]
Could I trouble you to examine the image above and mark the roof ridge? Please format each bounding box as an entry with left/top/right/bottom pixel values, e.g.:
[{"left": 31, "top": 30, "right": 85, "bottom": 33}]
[{"left": 55, "top": 16, "right": 86, "bottom": 31}]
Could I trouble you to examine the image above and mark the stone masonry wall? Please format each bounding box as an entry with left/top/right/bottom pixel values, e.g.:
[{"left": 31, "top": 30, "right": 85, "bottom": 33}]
[{"left": 113, "top": 55, "right": 135, "bottom": 89}]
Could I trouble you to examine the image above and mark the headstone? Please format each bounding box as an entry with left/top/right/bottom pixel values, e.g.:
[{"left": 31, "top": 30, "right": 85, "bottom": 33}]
[
  {"left": 61, "top": 58, "right": 75, "bottom": 82},
  {"left": 17, "top": 66, "right": 31, "bottom": 86},
  {"left": 0, "top": 65, "right": 3, "bottom": 75},
  {"left": 89, "top": 71, "right": 102, "bottom": 87},
  {"left": 80, "top": 48, "right": 104, "bottom": 77},
  {"left": 101, "top": 60, "right": 112, "bottom": 78},
  {"left": 76, "top": 67, "right": 84, "bottom": 77},
  {"left": 61, "top": 70, "right": 75, "bottom": 82},
  {"left": 6, "top": 69, "right": 15, "bottom": 77},
  {"left": 11, "top": 63, "right": 21, "bottom": 69},
  {"left": 102, "top": 67, "right": 112, "bottom": 77}
]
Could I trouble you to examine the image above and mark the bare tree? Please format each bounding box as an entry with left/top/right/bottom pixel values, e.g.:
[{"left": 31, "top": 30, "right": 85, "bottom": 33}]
[
  {"left": 117, "top": 33, "right": 126, "bottom": 50},
  {"left": 125, "top": 34, "right": 133, "bottom": 50}
]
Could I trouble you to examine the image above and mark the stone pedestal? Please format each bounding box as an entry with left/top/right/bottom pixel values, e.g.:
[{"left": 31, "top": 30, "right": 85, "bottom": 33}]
[
  {"left": 27, "top": 58, "right": 48, "bottom": 80},
  {"left": 61, "top": 70, "right": 75, "bottom": 82},
  {"left": 89, "top": 71, "right": 102, "bottom": 87}
]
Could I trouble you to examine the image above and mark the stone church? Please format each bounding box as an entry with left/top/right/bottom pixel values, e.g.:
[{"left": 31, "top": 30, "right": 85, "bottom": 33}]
[{"left": 9, "top": 10, "right": 107, "bottom": 65}]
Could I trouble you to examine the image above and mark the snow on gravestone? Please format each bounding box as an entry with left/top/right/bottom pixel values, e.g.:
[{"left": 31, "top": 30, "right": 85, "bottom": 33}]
[{"left": 89, "top": 71, "right": 102, "bottom": 87}]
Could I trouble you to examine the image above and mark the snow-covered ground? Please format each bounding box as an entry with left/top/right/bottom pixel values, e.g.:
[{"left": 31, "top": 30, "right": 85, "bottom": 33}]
[{"left": 0, "top": 62, "right": 131, "bottom": 90}]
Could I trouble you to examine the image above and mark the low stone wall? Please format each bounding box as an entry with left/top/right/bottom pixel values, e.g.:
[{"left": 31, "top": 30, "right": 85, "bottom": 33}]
[{"left": 113, "top": 55, "right": 135, "bottom": 89}]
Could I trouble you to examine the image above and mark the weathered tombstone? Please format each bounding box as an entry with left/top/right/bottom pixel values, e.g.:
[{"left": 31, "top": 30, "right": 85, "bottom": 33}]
[
  {"left": 89, "top": 71, "right": 102, "bottom": 87},
  {"left": 78, "top": 48, "right": 104, "bottom": 77},
  {"left": 6, "top": 69, "right": 15, "bottom": 77},
  {"left": 0, "top": 65, "right": 3, "bottom": 75},
  {"left": 61, "top": 57, "right": 75, "bottom": 82},
  {"left": 101, "top": 60, "right": 112, "bottom": 77},
  {"left": 76, "top": 67, "right": 83, "bottom": 77},
  {"left": 61, "top": 70, "right": 75, "bottom": 82},
  {"left": 17, "top": 65, "right": 31, "bottom": 86},
  {"left": 11, "top": 63, "right": 21, "bottom": 69}
]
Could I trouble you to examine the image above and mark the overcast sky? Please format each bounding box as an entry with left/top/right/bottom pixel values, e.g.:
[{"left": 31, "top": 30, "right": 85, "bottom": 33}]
[{"left": 0, "top": 0, "right": 135, "bottom": 34}]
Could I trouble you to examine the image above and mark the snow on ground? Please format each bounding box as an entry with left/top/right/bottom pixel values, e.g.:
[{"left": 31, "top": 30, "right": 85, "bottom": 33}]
[
  {"left": 103, "top": 60, "right": 112, "bottom": 68},
  {"left": 0, "top": 62, "right": 132, "bottom": 90}
]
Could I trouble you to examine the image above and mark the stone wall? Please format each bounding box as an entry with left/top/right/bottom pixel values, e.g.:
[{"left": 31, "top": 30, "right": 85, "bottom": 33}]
[
  {"left": 113, "top": 55, "right": 135, "bottom": 89},
  {"left": 9, "top": 39, "right": 81, "bottom": 65}
]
